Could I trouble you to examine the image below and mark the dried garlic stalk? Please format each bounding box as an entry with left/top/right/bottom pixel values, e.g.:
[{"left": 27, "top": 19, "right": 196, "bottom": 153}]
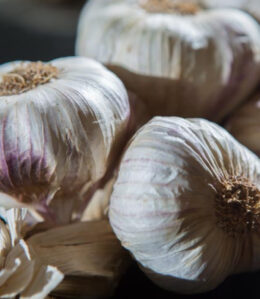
[
  {"left": 110, "top": 117, "right": 260, "bottom": 293},
  {"left": 28, "top": 220, "right": 130, "bottom": 298},
  {"left": 76, "top": 0, "right": 260, "bottom": 121}
]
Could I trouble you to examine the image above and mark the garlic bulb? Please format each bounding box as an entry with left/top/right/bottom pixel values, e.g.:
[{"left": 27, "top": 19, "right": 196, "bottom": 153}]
[
  {"left": 201, "top": 0, "right": 260, "bottom": 23},
  {"left": 226, "top": 91, "right": 260, "bottom": 156},
  {"left": 0, "top": 208, "right": 63, "bottom": 298},
  {"left": 110, "top": 117, "right": 260, "bottom": 293},
  {"left": 76, "top": 0, "right": 260, "bottom": 121},
  {"left": 0, "top": 57, "right": 130, "bottom": 222}
]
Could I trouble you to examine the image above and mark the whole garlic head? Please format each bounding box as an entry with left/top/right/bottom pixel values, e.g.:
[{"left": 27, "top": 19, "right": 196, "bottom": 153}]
[
  {"left": 109, "top": 117, "right": 260, "bottom": 293},
  {"left": 0, "top": 57, "right": 130, "bottom": 222},
  {"left": 0, "top": 208, "right": 63, "bottom": 298},
  {"left": 226, "top": 91, "right": 260, "bottom": 157},
  {"left": 76, "top": 0, "right": 260, "bottom": 121}
]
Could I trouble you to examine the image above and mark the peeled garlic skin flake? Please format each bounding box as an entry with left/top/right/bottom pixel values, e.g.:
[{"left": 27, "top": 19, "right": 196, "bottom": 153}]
[
  {"left": 0, "top": 57, "right": 130, "bottom": 221},
  {"left": 76, "top": 0, "right": 260, "bottom": 121},
  {"left": 109, "top": 117, "right": 260, "bottom": 294}
]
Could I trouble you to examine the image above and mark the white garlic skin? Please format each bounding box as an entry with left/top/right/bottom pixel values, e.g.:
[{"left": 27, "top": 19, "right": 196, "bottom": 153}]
[
  {"left": 109, "top": 117, "right": 260, "bottom": 294},
  {"left": 76, "top": 0, "right": 260, "bottom": 121},
  {"left": 226, "top": 91, "right": 260, "bottom": 156},
  {"left": 201, "top": 0, "right": 260, "bottom": 23},
  {"left": 0, "top": 57, "right": 130, "bottom": 222},
  {"left": 0, "top": 208, "right": 63, "bottom": 298}
]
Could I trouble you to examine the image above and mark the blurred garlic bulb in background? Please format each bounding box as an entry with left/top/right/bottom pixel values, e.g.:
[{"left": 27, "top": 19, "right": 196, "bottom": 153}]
[
  {"left": 76, "top": 0, "right": 260, "bottom": 121},
  {"left": 0, "top": 208, "right": 63, "bottom": 298},
  {"left": 0, "top": 57, "right": 130, "bottom": 223},
  {"left": 201, "top": 0, "right": 260, "bottom": 23},
  {"left": 226, "top": 90, "right": 260, "bottom": 156},
  {"left": 110, "top": 117, "right": 260, "bottom": 294}
]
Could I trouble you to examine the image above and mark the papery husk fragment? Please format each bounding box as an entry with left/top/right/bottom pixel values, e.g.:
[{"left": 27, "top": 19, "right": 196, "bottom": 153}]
[{"left": 27, "top": 220, "right": 130, "bottom": 298}]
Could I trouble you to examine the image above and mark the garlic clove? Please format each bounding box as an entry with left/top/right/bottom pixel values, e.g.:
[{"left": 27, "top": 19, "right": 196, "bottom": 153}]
[
  {"left": 109, "top": 117, "right": 260, "bottom": 293},
  {"left": 20, "top": 264, "right": 64, "bottom": 299},
  {"left": 0, "top": 240, "right": 36, "bottom": 297},
  {"left": 0, "top": 208, "right": 63, "bottom": 299},
  {"left": 76, "top": 0, "right": 260, "bottom": 121},
  {"left": 226, "top": 91, "right": 260, "bottom": 156},
  {"left": 0, "top": 57, "right": 131, "bottom": 222}
]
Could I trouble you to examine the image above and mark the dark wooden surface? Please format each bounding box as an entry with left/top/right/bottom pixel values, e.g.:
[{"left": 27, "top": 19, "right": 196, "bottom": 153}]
[{"left": 0, "top": 2, "right": 260, "bottom": 299}]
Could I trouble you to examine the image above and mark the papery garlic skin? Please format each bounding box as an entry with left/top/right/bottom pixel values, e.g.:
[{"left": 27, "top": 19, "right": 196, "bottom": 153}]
[
  {"left": 201, "top": 0, "right": 260, "bottom": 23},
  {"left": 109, "top": 117, "right": 260, "bottom": 293},
  {"left": 0, "top": 57, "right": 130, "bottom": 222},
  {"left": 76, "top": 0, "right": 260, "bottom": 121},
  {"left": 28, "top": 219, "right": 130, "bottom": 298},
  {"left": 226, "top": 91, "right": 260, "bottom": 156},
  {"left": 0, "top": 208, "right": 63, "bottom": 299}
]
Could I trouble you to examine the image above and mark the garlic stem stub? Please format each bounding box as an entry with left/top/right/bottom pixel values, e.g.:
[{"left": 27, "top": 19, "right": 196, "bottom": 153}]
[
  {"left": 109, "top": 117, "right": 260, "bottom": 293},
  {"left": 226, "top": 91, "right": 260, "bottom": 157},
  {"left": 0, "top": 57, "right": 130, "bottom": 223},
  {"left": 76, "top": 0, "right": 260, "bottom": 121}
]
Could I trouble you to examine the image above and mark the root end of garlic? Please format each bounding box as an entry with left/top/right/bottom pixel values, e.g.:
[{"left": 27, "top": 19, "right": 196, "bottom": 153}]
[
  {"left": 216, "top": 176, "right": 260, "bottom": 236},
  {"left": 139, "top": 0, "right": 202, "bottom": 15},
  {"left": 0, "top": 62, "right": 59, "bottom": 96}
]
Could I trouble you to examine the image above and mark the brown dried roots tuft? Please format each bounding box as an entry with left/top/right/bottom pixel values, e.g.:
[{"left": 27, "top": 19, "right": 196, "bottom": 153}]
[
  {"left": 215, "top": 176, "right": 260, "bottom": 236},
  {"left": 0, "top": 62, "right": 59, "bottom": 96},
  {"left": 139, "top": 0, "right": 201, "bottom": 15}
]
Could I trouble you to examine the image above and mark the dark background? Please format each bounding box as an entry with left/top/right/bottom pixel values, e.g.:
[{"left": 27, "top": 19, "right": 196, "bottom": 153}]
[{"left": 0, "top": 0, "right": 259, "bottom": 298}]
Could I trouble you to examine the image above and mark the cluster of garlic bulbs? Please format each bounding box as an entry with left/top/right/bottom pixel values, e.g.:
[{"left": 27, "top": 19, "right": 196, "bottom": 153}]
[
  {"left": 2, "top": 0, "right": 260, "bottom": 297},
  {"left": 0, "top": 56, "right": 130, "bottom": 223},
  {"left": 110, "top": 117, "right": 260, "bottom": 294},
  {"left": 76, "top": 0, "right": 260, "bottom": 121}
]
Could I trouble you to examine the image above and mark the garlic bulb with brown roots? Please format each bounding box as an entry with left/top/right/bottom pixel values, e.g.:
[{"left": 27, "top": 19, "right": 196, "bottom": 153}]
[
  {"left": 110, "top": 117, "right": 260, "bottom": 294},
  {"left": 76, "top": 0, "right": 260, "bottom": 121},
  {"left": 0, "top": 57, "right": 130, "bottom": 223}
]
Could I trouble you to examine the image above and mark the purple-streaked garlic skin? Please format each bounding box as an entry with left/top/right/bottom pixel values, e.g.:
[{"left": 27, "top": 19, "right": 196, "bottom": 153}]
[
  {"left": 0, "top": 57, "right": 130, "bottom": 222},
  {"left": 76, "top": 0, "right": 260, "bottom": 121},
  {"left": 226, "top": 91, "right": 260, "bottom": 157},
  {"left": 109, "top": 117, "right": 260, "bottom": 294}
]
